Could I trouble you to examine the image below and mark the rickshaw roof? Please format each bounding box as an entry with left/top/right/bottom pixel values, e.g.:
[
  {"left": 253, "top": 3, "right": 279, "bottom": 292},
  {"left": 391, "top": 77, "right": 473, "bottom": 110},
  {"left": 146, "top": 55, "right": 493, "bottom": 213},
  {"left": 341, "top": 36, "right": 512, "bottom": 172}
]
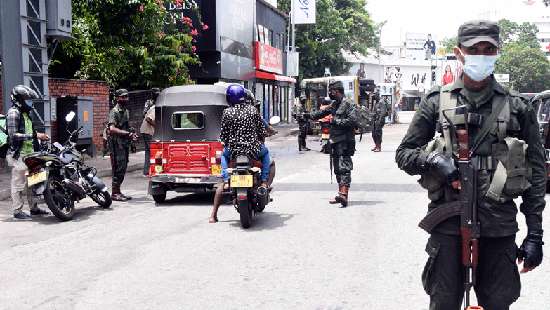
[
  {"left": 157, "top": 85, "right": 229, "bottom": 107},
  {"left": 531, "top": 90, "right": 550, "bottom": 102}
]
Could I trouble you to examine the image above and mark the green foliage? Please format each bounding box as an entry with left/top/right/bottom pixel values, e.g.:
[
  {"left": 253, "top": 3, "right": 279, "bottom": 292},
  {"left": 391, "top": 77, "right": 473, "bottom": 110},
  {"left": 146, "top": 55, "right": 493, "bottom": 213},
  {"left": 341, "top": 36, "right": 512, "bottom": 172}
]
[
  {"left": 440, "top": 37, "right": 457, "bottom": 54},
  {"left": 494, "top": 19, "right": 550, "bottom": 93},
  {"left": 278, "top": 0, "right": 377, "bottom": 79},
  {"left": 49, "top": 0, "right": 202, "bottom": 89}
]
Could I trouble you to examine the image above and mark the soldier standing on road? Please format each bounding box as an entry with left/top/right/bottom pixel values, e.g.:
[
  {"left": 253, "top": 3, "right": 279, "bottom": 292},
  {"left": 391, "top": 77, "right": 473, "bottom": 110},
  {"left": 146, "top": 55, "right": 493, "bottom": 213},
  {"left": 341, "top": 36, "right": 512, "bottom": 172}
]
[
  {"left": 371, "top": 88, "right": 386, "bottom": 152},
  {"left": 6, "top": 85, "right": 50, "bottom": 220},
  {"left": 311, "top": 81, "right": 356, "bottom": 207},
  {"left": 292, "top": 96, "right": 311, "bottom": 151},
  {"left": 396, "top": 21, "right": 545, "bottom": 309},
  {"left": 140, "top": 88, "right": 159, "bottom": 176},
  {"left": 109, "top": 89, "right": 138, "bottom": 201}
]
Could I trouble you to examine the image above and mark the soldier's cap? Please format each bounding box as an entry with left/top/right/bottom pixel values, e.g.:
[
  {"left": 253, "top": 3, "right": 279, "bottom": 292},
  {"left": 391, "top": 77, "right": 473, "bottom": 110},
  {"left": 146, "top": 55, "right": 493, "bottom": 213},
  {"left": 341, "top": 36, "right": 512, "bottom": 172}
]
[
  {"left": 458, "top": 20, "right": 500, "bottom": 47},
  {"left": 115, "top": 89, "right": 129, "bottom": 97},
  {"left": 329, "top": 81, "right": 344, "bottom": 92}
]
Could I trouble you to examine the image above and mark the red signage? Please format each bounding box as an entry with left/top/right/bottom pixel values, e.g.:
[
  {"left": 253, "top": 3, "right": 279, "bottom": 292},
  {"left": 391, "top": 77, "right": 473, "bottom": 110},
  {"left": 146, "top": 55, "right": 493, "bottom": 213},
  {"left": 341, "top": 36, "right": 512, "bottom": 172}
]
[{"left": 255, "top": 41, "right": 283, "bottom": 75}]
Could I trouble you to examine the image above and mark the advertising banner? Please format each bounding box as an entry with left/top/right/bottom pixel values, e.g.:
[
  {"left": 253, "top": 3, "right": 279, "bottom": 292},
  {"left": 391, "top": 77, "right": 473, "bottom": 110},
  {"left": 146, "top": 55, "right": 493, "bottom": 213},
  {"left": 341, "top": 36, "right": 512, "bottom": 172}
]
[
  {"left": 255, "top": 41, "right": 283, "bottom": 75},
  {"left": 292, "top": 0, "right": 316, "bottom": 24}
]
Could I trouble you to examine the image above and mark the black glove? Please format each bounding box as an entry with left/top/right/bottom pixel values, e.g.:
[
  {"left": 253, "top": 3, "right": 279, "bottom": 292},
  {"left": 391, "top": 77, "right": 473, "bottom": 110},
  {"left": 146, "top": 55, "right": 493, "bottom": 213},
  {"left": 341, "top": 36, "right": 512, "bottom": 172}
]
[
  {"left": 425, "top": 151, "right": 459, "bottom": 184},
  {"left": 518, "top": 233, "right": 544, "bottom": 269}
]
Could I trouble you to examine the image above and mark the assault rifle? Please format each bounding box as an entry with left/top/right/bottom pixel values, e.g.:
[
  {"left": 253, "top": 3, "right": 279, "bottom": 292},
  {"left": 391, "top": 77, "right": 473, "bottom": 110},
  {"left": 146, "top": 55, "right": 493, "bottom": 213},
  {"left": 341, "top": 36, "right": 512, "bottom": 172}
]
[{"left": 418, "top": 105, "right": 483, "bottom": 310}]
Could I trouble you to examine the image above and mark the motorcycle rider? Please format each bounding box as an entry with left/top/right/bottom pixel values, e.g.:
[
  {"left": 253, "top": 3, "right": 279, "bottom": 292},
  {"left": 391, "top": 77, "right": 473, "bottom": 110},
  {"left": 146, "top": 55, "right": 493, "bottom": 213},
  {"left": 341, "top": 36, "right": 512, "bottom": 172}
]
[
  {"left": 209, "top": 85, "right": 270, "bottom": 223},
  {"left": 310, "top": 81, "right": 356, "bottom": 207},
  {"left": 6, "top": 85, "right": 50, "bottom": 220}
]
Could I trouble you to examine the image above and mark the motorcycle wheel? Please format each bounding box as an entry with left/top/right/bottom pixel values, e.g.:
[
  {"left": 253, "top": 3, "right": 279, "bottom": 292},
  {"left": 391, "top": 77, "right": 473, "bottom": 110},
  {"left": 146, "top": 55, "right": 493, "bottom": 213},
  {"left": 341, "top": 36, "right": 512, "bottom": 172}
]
[
  {"left": 43, "top": 175, "right": 75, "bottom": 221},
  {"left": 90, "top": 190, "right": 112, "bottom": 209},
  {"left": 238, "top": 198, "right": 252, "bottom": 229}
]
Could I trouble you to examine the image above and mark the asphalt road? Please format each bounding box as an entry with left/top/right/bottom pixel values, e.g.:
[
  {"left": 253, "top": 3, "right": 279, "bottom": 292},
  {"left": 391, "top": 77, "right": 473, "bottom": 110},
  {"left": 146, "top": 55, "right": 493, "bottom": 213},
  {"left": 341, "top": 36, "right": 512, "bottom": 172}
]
[{"left": 1, "top": 123, "right": 549, "bottom": 310}]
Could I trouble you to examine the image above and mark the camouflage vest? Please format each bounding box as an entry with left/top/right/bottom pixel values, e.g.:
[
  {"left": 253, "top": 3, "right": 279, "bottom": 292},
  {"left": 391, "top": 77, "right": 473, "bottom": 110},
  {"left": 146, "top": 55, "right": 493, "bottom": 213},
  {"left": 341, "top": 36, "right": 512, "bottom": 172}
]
[{"left": 422, "top": 85, "right": 531, "bottom": 203}]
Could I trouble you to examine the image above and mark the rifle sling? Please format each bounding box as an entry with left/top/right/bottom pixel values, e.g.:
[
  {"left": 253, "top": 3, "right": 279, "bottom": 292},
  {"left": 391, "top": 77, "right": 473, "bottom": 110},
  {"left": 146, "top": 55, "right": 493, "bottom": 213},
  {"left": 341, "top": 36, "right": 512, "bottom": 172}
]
[
  {"left": 469, "top": 96, "right": 508, "bottom": 156},
  {"left": 418, "top": 201, "right": 462, "bottom": 233}
]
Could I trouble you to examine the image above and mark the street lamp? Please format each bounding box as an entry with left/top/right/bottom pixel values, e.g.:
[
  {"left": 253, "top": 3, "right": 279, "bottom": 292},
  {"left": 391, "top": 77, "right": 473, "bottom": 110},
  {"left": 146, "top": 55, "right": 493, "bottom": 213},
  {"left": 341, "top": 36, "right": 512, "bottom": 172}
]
[{"left": 377, "top": 21, "right": 387, "bottom": 84}]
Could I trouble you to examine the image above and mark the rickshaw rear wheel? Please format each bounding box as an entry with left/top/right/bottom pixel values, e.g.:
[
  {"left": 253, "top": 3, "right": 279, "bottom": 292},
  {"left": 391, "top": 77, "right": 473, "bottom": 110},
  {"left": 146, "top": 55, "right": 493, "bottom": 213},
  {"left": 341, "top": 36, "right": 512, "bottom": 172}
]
[{"left": 153, "top": 193, "right": 166, "bottom": 203}]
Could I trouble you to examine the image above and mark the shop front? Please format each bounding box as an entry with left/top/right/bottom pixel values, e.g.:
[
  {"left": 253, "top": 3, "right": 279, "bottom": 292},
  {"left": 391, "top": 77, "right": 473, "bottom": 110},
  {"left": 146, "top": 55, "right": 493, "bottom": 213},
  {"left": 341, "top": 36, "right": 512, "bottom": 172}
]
[{"left": 253, "top": 41, "right": 295, "bottom": 123}]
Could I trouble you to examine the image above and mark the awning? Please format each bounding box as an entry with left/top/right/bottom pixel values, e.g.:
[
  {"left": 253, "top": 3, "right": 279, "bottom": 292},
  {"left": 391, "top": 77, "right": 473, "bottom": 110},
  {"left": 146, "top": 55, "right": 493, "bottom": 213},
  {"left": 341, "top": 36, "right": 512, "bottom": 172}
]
[{"left": 255, "top": 70, "right": 296, "bottom": 83}]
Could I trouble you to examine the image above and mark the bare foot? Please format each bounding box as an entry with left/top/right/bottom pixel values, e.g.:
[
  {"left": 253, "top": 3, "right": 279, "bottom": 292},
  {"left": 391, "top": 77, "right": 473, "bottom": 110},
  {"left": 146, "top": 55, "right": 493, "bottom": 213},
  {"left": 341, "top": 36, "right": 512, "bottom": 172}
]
[{"left": 208, "top": 216, "right": 218, "bottom": 223}]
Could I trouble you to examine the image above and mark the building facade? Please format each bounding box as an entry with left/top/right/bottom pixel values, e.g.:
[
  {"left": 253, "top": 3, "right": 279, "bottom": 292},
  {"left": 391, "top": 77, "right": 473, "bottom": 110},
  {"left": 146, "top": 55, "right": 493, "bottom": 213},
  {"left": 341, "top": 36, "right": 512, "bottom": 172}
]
[{"left": 180, "top": 0, "right": 295, "bottom": 122}]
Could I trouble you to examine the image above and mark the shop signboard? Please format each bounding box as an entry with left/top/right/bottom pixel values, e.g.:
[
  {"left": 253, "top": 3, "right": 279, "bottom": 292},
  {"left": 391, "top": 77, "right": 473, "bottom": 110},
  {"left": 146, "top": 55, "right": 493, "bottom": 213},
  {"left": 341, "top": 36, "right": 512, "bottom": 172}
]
[
  {"left": 292, "top": 0, "right": 316, "bottom": 24},
  {"left": 255, "top": 41, "right": 283, "bottom": 75}
]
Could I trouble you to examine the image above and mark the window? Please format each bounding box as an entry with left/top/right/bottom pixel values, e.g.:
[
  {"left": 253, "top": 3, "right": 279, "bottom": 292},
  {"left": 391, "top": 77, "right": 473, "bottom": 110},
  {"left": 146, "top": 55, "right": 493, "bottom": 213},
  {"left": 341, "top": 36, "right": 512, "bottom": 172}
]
[{"left": 171, "top": 112, "right": 205, "bottom": 130}]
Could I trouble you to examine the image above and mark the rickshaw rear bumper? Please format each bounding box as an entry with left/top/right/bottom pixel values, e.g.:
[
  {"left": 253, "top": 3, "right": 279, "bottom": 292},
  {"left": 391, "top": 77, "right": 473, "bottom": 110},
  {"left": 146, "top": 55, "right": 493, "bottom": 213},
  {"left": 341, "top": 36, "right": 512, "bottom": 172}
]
[{"left": 149, "top": 174, "right": 222, "bottom": 194}]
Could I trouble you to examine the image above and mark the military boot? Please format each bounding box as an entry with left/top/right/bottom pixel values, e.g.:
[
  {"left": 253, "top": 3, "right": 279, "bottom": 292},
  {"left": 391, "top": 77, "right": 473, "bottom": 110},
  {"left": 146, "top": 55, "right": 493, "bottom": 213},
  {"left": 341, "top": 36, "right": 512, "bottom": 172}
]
[
  {"left": 373, "top": 144, "right": 381, "bottom": 152},
  {"left": 329, "top": 185, "right": 349, "bottom": 207}
]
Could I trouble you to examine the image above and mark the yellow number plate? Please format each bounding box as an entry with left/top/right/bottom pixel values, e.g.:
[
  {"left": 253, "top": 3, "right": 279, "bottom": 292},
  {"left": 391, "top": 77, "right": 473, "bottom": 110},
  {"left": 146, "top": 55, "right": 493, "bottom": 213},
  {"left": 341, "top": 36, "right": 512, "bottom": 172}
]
[
  {"left": 211, "top": 164, "right": 221, "bottom": 175},
  {"left": 321, "top": 133, "right": 330, "bottom": 139},
  {"left": 230, "top": 175, "right": 253, "bottom": 188},
  {"left": 27, "top": 171, "right": 47, "bottom": 187}
]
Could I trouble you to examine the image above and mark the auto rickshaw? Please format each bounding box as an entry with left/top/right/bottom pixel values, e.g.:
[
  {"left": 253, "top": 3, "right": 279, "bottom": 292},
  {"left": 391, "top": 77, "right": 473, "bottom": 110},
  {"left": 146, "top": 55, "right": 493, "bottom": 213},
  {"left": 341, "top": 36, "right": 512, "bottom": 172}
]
[
  {"left": 531, "top": 90, "right": 550, "bottom": 192},
  {"left": 148, "top": 85, "right": 227, "bottom": 203}
]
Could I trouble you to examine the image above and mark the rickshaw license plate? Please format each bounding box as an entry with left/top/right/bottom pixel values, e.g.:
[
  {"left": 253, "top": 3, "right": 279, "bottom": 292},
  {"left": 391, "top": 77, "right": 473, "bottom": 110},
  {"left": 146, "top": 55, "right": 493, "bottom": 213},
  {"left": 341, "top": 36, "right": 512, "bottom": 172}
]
[
  {"left": 321, "top": 133, "right": 329, "bottom": 139},
  {"left": 211, "top": 164, "right": 221, "bottom": 175},
  {"left": 27, "top": 171, "right": 47, "bottom": 186},
  {"left": 230, "top": 175, "right": 253, "bottom": 188}
]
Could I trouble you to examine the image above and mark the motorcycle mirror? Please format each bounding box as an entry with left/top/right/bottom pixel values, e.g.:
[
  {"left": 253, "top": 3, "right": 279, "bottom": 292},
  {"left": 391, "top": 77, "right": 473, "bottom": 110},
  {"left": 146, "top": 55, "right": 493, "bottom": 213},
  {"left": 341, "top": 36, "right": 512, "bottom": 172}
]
[
  {"left": 65, "top": 111, "right": 76, "bottom": 123},
  {"left": 269, "top": 116, "right": 281, "bottom": 125}
]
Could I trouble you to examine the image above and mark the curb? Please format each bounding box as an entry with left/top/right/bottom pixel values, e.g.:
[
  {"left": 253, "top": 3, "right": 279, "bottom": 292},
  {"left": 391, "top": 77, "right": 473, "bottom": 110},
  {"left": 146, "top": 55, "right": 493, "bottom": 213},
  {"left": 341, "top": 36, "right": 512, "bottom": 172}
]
[{"left": 0, "top": 163, "right": 144, "bottom": 202}]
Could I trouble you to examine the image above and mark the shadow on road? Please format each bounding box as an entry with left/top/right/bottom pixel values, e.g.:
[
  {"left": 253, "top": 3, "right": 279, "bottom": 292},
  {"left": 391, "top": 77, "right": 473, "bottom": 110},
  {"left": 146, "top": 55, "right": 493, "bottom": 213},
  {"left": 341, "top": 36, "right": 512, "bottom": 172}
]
[
  {"left": 1, "top": 205, "right": 107, "bottom": 225},
  {"left": 274, "top": 182, "right": 422, "bottom": 192},
  {"left": 155, "top": 192, "right": 214, "bottom": 207},
  {"left": 228, "top": 212, "right": 294, "bottom": 231},
  {"left": 348, "top": 200, "right": 383, "bottom": 207}
]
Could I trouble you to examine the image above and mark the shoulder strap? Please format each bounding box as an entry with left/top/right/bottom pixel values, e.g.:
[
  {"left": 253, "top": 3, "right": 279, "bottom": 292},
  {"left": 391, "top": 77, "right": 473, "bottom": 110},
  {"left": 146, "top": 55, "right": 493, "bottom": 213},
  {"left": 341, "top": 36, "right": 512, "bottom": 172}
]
[
  {"left": 439, "top": 87, "right": 457, "bottom": 156},
  {"left": 470, "top": 95, "right": 509, "bottom": 156}
]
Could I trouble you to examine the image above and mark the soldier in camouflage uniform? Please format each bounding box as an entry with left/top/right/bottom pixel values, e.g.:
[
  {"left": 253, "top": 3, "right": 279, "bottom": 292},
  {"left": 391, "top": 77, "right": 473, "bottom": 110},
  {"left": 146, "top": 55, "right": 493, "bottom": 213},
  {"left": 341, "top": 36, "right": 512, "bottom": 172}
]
[
  {"left": 396, "top": 21, "right": 545, "bottom": 310},
  {"left": 108, "top": 89, "right": 138, "bottom": 201},
  {"left": 371, "top": 88, "right": 386, "bottom": 152},
  {"left": 311, "top": 81, "right": 356, "bottom": 207},
  {"left": 292, "top": 95, "right": 311, "bottom": 151}
]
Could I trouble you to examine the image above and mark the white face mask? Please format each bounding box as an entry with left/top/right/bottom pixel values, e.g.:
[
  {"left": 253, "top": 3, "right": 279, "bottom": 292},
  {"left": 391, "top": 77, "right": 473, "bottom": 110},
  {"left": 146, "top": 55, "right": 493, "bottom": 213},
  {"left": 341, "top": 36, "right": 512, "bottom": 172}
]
[{"left": 459, "top": 51, "right": 499, "bottom": 82}]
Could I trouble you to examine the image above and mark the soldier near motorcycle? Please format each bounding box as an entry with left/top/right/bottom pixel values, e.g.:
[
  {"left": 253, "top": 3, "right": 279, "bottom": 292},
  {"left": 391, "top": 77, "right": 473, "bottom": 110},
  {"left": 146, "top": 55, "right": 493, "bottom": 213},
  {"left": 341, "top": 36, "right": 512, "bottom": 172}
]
[
  {"left": 292, "top": 95, "right": 311, "bottom": 151},
  {"left": 5, "top": 85, "right": 50, "bottom": 220},
  {"left": 108, "top": 89, "right": 138, "bottom": 202},
  {"left": 371, "top": 88, "right": 386, "bottom": 152},
  {"left": 310, "top": 81, "right": 356, "bottom": 207},
  {"left": 396, "top": 21, "right": 545, "bottom": 310}
]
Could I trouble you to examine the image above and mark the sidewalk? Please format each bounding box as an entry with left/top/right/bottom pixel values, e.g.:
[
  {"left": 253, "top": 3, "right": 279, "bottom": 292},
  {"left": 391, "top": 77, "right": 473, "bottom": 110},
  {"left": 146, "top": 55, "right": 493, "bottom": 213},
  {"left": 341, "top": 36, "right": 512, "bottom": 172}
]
[
  {"left": 0, "top": 123, "right": 298, "bottom": 201},
  {"left": 0, "top": 151, "right": 146, "bottom": 201}
]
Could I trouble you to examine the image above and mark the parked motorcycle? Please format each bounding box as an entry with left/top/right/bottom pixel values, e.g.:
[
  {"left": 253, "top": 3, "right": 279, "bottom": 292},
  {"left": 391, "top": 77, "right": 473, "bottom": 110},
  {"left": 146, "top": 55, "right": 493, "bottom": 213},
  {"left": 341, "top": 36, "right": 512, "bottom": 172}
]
[{"left": 23, "top": 111, "right": 112, "bottom": 221}]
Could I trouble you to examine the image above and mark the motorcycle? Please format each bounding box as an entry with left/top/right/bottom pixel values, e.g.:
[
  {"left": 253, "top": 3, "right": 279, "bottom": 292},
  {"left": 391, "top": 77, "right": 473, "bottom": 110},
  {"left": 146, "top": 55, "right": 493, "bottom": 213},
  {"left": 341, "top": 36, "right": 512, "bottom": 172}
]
[
  {"left": 227, "top": 116, "right": 279, "bottom": 229},
  {"left": 227, "top": 155, "right": 271, "bottom": 229},
  {"left": 23, "top": 111, "right": 112, "bottom": 221}
]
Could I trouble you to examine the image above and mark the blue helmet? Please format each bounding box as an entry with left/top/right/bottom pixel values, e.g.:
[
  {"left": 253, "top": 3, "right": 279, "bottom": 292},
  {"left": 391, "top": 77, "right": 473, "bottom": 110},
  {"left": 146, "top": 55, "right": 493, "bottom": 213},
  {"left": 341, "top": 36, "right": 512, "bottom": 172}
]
[{"left": 226, "top": 84, "right": 245, "bottom": 106}]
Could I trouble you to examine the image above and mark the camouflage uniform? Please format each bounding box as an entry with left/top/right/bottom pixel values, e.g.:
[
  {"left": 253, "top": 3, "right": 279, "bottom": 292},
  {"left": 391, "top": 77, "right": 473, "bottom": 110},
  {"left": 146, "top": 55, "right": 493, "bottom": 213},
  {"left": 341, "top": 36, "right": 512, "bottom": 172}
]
[
  {"left": 371, "top": 98, "right": 387, "bottom": 151},
  {"left": 396, "top": 78, "right": 545, "bottom": 310},
  {"left": 292, "top": 100, "right": 310, "bottom": 151},
  {"left": 311, "top": 83, "right": 356, "bottom": 206},
  {"left": 109, "top": 101, "right": 131, "bottom": 195}
]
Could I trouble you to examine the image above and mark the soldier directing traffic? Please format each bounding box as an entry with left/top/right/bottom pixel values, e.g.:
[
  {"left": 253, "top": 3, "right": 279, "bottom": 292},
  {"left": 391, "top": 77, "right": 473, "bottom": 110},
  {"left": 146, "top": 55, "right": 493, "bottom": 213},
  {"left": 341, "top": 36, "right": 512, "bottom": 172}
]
[
  {"left": 396, "top": 20, "right": 545, "bottom": 310},
  {"left": 108, "top": 89, "right": 138, "bottom": 201},
  {"left": 310, "top": 81, "right": 356, "bottom": 208}
]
